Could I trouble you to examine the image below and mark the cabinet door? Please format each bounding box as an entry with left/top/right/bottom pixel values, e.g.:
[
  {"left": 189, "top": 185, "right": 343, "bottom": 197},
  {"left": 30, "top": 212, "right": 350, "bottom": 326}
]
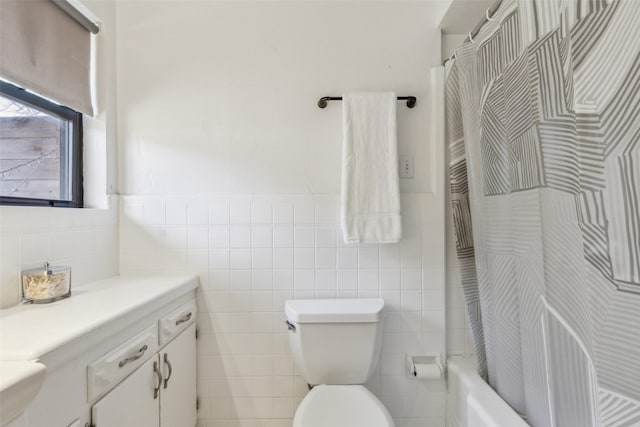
[
  {"left": 160, "top": 324, "right": 197, "bottom": 427},
  {"left": 92, "top": 355, "right": 161, "bottom": 427}
]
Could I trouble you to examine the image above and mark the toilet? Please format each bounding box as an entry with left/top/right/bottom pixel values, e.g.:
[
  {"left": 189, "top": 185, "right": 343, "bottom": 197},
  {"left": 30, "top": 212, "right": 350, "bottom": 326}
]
[{"left": 285, "top": 298, "right": 395, "bottom": 427}]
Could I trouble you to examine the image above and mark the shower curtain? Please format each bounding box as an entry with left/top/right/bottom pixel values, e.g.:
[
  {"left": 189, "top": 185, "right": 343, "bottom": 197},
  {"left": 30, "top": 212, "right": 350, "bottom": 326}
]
[{"left": 445, "top": 0, "right": 640, "bottom": 426}]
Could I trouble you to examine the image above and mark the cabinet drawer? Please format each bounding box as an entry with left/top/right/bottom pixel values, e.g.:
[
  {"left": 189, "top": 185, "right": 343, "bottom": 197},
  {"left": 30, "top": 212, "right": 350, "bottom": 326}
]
[
  {"left": 88, "top": 324, "right": 158, "bottom": 402},
  {"left": 159, "top": 301, "right": 196, "bottom": 344}
]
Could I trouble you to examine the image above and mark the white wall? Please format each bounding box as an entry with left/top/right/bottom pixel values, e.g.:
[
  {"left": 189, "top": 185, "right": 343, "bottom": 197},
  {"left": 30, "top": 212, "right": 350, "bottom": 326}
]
[
  {"left": 82, "top": 0, "right": 120, "bottom": 203},
  {"left": 441, "top": 34, "right": 466, "bottom": 62},
  {"left": 116, "top": 2, "right": 447, "bottom": 426},
  {"left": 116, "top": 1, "right": 436, "bottom": 195}
]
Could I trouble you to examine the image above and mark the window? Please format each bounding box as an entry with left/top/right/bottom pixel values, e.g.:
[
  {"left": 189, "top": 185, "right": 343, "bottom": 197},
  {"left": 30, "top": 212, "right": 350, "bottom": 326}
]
[{"left": 0, "top": 80, "right": 83, "bottom": 207}]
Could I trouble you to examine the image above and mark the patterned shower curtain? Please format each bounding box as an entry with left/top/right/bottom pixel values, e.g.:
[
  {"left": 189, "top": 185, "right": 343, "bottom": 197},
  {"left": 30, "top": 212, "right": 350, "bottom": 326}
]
[{"left": 445, "top": 0, "right": 640, "bottom": 426}]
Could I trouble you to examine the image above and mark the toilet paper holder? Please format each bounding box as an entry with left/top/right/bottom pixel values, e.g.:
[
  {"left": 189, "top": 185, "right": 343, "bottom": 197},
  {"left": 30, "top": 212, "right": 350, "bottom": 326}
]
[{"left": 407, "top": 354, "right": 445, "bottom": 379}]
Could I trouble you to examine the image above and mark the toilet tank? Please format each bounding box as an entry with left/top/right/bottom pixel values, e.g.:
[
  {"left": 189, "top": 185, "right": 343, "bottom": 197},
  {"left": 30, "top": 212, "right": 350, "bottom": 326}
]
[{"left": 285, "top": 299, "right": 384, "bottom": 385}]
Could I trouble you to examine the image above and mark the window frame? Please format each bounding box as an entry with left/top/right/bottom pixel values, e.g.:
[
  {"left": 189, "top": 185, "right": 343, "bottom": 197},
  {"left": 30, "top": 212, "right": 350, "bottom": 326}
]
[{"left": 0, "top": 80, "right": 83, "bottom": 208}]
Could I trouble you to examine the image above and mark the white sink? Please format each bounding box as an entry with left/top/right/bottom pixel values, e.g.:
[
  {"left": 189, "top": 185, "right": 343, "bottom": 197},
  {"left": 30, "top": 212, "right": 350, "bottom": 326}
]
[{"left": 0, "top": 361, "right": 46, "bottom": 426}]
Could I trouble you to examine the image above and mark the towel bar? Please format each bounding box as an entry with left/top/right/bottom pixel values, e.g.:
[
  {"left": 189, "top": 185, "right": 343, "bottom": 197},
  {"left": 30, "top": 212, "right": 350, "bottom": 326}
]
[{"left": 318, "top": 96, "right": 416, "bottom": 109}]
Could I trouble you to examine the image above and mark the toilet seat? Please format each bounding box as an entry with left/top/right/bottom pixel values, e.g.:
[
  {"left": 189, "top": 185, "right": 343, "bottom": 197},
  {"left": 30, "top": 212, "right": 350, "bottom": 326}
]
[{"left": 293, "top": 385, "right": 395, "bottom": 427}]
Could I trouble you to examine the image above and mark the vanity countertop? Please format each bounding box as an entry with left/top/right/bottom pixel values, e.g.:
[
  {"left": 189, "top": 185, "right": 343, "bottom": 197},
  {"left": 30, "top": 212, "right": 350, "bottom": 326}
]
[{"left": 0, "top": 275, "right": 198, "bottom": 361}]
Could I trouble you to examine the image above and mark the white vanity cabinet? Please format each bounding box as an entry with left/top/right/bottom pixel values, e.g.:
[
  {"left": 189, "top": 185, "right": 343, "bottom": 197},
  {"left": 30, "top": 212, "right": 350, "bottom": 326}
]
[
  {"left": 0, "top": 275, "right": 199, "bottom": 427},
  {"left": 91, "top": 356, "right": 160, "bottom": 427},
  {"left": 159, "top": 324, "right": 197, "bottom": 427},
  {"left": 91, "top": 324, "right": 196, "bottom": 427}
]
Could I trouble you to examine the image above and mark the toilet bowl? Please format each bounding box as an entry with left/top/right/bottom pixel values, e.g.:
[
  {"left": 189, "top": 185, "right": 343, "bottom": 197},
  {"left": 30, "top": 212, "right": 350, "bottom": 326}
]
[
  {"left": 293, "top": 385, "right": 394, "bottom": 427},
  {"left": 285, "top": 299, "right": 395, "bottom": 427}
]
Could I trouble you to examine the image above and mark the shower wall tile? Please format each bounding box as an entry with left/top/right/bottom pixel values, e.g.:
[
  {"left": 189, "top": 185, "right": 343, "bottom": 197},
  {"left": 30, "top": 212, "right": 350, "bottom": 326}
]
[{"left": 119, "top": 193, "right": 446, "bottom": 426}]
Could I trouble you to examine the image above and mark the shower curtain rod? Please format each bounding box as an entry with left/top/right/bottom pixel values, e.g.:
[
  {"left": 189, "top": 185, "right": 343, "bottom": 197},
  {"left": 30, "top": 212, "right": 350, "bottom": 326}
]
[
  {"left": 442, "top": 0, "right": 504, "bottom": 66},
  {"left": 317, "top": 96, "right": 417, "bottom": 109}
]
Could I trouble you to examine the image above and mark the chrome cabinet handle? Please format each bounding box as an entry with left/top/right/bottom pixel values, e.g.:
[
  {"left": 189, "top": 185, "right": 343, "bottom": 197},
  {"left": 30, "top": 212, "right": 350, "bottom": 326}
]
[
  {"left": 153, "top": 360, "right": 162, "bottom": 399},
  {"left": 118, "top": 344, "right": 148, "bottom": 367},
  {"left": 175, "top": 312, "right": 192, "bottom": 326},
  {"left": 163, "top": 353, "right": 173, "bottom": 389}
]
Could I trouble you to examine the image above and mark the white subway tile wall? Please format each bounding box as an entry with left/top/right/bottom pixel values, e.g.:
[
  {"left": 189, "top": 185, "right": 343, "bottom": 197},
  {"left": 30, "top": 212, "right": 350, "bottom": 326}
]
[
  {"left": 0, "top": 196, "right": 119, "bottom": 308},
  {"left": 120, "top": 193, "right": 446, "bottom": 427}
]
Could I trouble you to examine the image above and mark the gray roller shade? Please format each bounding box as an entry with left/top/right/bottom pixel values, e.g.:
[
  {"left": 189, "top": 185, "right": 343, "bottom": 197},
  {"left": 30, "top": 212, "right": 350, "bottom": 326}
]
[{"left": 0, "top": 0, "right": 94, "bottom": 115}]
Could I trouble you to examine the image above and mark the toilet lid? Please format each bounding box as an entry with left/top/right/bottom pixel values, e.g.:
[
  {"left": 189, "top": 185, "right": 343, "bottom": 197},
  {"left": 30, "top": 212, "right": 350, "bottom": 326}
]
[{"left": 293, "top": 385, "right": 395, "bottom": 427}]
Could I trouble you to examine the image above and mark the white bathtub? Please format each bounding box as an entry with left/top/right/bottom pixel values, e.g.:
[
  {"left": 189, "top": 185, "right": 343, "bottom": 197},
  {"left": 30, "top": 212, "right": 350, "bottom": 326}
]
[{"left": 446, "top": 357, "right": 530, "bottom": 427}]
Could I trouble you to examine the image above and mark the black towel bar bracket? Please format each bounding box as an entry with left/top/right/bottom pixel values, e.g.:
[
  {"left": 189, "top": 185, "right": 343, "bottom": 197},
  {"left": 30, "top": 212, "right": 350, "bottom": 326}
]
[{"left": 318, "top": 96, "right": 417, "bottom": 109}]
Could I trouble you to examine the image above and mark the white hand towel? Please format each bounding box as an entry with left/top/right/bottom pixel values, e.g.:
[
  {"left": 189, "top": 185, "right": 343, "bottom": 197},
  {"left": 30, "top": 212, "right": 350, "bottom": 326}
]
[{"left": 341, "top": 92, "right": 402, "bottom": 244}]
